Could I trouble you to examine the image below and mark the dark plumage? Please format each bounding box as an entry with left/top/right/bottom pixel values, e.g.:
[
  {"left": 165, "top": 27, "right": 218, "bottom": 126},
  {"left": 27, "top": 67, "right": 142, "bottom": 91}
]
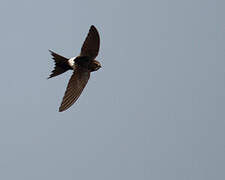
[{"left": 48, "top": 25, "right": 101, "bottom": 112}]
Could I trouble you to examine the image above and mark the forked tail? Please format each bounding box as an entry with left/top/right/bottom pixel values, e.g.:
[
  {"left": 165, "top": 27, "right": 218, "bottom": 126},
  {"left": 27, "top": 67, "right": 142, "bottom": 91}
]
[{"left": 48, "top": 50, "right": 72, "bottom": 79}]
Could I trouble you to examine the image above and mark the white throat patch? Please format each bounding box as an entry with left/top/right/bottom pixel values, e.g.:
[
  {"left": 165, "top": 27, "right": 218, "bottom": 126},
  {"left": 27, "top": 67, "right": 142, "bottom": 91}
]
[{"left": 68, "top": 57, "right": 76, "bottom": 69}]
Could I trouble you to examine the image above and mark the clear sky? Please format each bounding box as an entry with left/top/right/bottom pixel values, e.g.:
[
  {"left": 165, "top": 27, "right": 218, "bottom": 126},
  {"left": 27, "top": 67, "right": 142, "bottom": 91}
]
[{"left": 0, "top": 0, "right": 224, "bottom": 180}]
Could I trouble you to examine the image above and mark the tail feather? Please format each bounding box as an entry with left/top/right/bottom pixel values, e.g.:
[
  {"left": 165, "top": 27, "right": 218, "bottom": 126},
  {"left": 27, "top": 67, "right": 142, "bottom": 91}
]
[{"left": 48, "top": 50, "right": 72, "bottom": 79}]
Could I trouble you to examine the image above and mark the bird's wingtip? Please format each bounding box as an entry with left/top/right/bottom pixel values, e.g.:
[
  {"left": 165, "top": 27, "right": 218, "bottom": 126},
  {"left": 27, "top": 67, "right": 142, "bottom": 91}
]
[
  {"left": 90, "top": 25, "right": 97, "bottom": 29},
  {"left": 58, "top": 106, "right": 64, "bottom": 112}
]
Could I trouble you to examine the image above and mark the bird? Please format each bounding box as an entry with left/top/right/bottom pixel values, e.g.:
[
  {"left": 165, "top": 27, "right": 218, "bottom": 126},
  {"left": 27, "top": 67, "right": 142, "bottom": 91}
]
[{"left": 48, "top": 25, "right": 101, "bottom": 112}]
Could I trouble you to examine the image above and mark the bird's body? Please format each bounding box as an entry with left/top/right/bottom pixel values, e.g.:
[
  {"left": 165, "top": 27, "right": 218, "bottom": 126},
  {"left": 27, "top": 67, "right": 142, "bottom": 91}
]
[{"left": 48, "top": 25, "right": 101, "bottom": 112}]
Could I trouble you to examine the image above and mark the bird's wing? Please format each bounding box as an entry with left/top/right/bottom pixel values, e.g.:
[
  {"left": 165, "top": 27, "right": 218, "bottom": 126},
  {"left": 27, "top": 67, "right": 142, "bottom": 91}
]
[
  {"left": 80, "top": 25, "right": 100, "bottom": 59},
  {"left": 59, "top": 67, "right": 90, "bottom": 112}
]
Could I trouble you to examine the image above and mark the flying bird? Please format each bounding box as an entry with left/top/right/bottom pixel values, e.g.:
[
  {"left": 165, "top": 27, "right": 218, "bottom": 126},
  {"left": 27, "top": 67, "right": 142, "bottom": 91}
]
[{"left": 48, "top": 25, "right": 101, "bottom": 112}]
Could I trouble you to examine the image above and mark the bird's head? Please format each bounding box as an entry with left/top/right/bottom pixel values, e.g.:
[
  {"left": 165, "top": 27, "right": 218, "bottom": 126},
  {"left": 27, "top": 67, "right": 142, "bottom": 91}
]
[{"left": 91, "top": 60, "right": 102, "bottom": 72}]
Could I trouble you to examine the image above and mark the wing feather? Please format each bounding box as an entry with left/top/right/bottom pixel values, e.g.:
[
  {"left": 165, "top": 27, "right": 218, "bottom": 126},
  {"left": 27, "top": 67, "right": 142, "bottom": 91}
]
[
  {"left": 80, "top": 25, "right": 100, "bottom": 59},
  {"left": 59, "top": 68, "right": 90, "bottom": 112}
]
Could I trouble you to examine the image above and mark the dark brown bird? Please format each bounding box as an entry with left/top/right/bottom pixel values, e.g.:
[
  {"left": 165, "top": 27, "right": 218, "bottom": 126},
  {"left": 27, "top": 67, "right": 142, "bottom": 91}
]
[{"left": 48, "top": 25, "right": 101, "bottom": 112}]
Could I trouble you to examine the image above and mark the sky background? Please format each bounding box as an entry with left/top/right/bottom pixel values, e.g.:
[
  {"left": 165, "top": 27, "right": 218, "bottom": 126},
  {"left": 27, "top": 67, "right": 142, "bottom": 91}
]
[{"left": 0, "top": 0, "right": 224, "bottom": 179}]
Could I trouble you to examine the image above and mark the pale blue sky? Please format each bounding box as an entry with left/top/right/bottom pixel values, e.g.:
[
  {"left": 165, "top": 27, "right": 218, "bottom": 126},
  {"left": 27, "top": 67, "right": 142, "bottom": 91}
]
[{"left": 0, "top": 0, "right": 224, "bottom": 180}]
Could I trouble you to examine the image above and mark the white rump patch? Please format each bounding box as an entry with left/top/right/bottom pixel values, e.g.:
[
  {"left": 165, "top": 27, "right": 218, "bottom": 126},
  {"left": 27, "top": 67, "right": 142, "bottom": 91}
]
[{"left": 68, "top": 57, "right": 76, "bottom": 69}]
